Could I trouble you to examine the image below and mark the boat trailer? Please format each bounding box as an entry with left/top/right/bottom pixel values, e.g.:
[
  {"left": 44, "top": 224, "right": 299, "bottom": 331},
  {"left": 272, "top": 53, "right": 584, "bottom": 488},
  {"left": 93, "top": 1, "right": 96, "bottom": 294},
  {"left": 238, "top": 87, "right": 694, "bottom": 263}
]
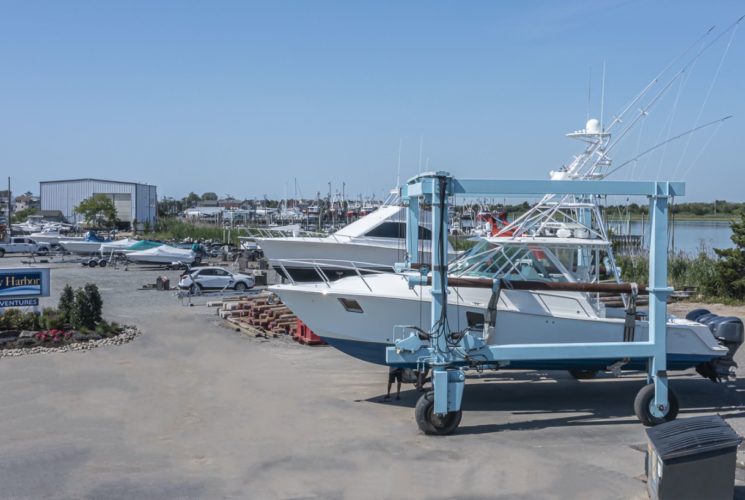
[{"left": 387, "top": 172, "right": 684, "bottom": 434}]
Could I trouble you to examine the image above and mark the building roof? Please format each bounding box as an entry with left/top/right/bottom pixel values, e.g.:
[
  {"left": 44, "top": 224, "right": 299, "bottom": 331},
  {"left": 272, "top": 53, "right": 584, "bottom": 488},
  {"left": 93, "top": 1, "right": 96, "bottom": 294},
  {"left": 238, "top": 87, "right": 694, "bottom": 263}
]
[{"left": 39, "top": 178, "right": 156, "bottom": 188}]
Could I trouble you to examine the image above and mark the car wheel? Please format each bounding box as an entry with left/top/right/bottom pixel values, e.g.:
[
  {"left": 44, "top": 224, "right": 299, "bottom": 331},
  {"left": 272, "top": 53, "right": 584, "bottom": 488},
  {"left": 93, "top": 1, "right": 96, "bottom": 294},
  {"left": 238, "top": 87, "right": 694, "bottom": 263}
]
[
  {"left": 0, "top": 249, "right": 5, "bottom": 257},
  {"left": 190, "top": 283, "right": 203, "bottom": 295},
  {"left": 234, "top": 282, "right": 247, "bottom": 292},
  {"left": 36, "top": 247, "right": 49, "bottom": 256}
]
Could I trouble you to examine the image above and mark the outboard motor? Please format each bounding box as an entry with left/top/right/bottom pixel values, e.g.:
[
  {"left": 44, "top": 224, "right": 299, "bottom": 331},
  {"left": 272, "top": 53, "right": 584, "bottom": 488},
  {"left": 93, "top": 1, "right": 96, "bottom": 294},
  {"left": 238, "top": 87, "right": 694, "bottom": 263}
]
[{"left": 688, "top": 309, "right": 744, "bottom": 382}]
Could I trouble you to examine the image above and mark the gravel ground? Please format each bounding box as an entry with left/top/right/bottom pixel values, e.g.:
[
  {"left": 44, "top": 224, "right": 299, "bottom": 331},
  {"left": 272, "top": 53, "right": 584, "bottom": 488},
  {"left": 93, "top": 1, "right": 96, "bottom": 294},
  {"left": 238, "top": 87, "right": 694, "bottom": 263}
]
[{"left": 1, "top": 255, "right": 744, "bottom": 499}]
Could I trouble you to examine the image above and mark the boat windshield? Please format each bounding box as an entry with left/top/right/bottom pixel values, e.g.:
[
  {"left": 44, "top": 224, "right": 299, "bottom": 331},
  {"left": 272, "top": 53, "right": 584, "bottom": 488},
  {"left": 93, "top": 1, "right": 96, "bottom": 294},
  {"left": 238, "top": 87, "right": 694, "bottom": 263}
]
[{"left": 449, "top": 240, "right": 573, "bottom": 282}]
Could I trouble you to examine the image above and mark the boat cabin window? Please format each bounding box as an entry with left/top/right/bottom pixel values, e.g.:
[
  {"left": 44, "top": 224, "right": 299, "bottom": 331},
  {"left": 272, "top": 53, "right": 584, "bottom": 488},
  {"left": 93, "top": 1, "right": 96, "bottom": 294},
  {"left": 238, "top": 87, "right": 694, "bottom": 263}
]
[
  {"left": 448, "top": 240, "right": 568, "bottom": 282},
  {"left": 364, "top": 222, "right": 432, "bottom": 240},
  {"left": 338, "top": 298, "right": 364, "bottom": 313},
  {"left": 466, "top": 312, "right": 484, "bottom": 329}
]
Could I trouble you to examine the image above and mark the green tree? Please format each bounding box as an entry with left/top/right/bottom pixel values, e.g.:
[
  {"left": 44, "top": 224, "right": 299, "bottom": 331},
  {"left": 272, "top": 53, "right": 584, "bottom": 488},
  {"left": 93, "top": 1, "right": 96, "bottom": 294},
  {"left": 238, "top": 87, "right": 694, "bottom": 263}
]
[
  {"left": 183, "top": 192, "right": 200, "bottom": 207},
  {"left": 71, "top": 288, "right": 97, "bottom": 330},
  {"left": 711, "top": 212, "right": 745, "bottom": 299},
  {"left": 84, "top": 283, "right": 103, "bottom": 325},
  {"left": 58, "top": 285, "right": 75, "bottom": 325},
  {"left": 74, "top": 194, "right": 118, "bottom": 229},
  {"left": 11, "top": 207, "right": 39, "bottom": 223},
  {"left": 201, "top": 192, "right": 218, "bottom": 201}
]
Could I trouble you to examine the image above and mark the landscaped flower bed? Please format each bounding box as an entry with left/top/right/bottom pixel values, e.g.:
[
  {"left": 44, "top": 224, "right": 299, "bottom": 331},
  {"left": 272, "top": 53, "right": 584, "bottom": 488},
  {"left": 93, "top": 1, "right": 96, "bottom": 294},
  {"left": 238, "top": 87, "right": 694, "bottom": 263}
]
[{"left": 0, "top": 283, "right": 140, "bottom": 356}]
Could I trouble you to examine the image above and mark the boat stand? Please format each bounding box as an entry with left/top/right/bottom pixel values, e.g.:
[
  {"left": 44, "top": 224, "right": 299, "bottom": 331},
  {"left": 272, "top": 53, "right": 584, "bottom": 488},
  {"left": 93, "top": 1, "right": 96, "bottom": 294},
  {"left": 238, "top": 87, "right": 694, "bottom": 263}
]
[{"left": 386, "top": 172, "right": 683, "bottom": 434}]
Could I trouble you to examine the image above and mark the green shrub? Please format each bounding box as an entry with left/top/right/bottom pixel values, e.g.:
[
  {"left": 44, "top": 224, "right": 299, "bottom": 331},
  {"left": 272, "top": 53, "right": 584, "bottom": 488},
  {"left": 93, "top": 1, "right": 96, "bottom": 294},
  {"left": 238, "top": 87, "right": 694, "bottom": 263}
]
[
  {"left": 41, "top": 308, "right": 64, "bottom": 331},
  {"left": 71, "top": 288, "right": 96, "bottom": 329},
  {"left": 95, "top": 320, "right": 113, "bottom": 337},
  {"left": 84, "top": 283, "right": 103, "bottom": 325},
  {"left": 3, "top": 309, "right": 26, "bottom": 330},
  {"left": 710, "top": 212, "right": 745, "bottom": 299},
  {"left": 58, "top": 285, "right": 75, "bottom": 325}
]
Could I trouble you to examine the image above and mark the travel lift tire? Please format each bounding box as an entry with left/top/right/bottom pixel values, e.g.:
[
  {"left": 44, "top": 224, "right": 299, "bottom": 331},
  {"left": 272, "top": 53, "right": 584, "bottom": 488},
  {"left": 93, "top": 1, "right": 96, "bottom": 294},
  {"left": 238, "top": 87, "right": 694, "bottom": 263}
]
[
  {"left": 634, "top": 383, "right": 679, "bottom": 427},
  {"left": 415, "top": 391, "right": 462, "bottom": 435},
  {"left": 568, "top": 369, "right": 598, "bottom": 380}
]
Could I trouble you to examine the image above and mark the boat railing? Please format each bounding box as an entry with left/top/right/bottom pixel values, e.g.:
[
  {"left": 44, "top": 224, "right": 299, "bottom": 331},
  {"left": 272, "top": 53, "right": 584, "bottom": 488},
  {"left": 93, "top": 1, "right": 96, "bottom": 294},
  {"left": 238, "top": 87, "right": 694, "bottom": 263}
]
[{"left": 273, "top": 258, "right": 398, "bottom": 291}]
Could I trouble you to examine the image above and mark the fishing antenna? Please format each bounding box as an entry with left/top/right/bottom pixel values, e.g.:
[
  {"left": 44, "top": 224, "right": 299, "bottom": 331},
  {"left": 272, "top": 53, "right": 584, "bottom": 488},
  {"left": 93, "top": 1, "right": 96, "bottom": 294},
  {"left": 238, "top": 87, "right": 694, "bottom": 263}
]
[
  {"left": 396, "top": 138, "right": 402, "bottom": 188},
  {"left": 587, "top": 66, "right": 592, "bottom": 122},
  {"left": 673, "top": 14, "right": 744, "bottom": 179},
  {"left": 600, "top": 61, "right": 606, "bottom": 131},
  {"left": 604, "top": 24, "right": 716, "bottom": 135},
  {"left": 587, "top": 18, "right": 742, "bottom": 177},
  {"left": 604, "top": 115, "right": 732, "bottom": 178},
  {"left": 418, "top": 136, "right": 424, "bottom": 173}
]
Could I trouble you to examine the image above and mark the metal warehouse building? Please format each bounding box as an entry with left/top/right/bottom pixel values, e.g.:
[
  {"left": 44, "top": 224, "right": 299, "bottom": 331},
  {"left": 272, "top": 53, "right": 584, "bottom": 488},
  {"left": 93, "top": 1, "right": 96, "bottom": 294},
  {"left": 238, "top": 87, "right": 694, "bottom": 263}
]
[{"left": 40, "top": 178, "right": 158, "bottom": 227}]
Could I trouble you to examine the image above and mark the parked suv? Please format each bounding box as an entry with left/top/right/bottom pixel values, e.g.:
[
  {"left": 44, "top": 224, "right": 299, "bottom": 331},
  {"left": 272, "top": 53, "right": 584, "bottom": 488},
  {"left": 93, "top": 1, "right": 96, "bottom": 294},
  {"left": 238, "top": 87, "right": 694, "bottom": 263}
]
[
  {"left": 0, "top": 237, "right": 51, "bottom": 257},
  {"left": 178, "top": 266, "right": 255, "bottom": 293}
]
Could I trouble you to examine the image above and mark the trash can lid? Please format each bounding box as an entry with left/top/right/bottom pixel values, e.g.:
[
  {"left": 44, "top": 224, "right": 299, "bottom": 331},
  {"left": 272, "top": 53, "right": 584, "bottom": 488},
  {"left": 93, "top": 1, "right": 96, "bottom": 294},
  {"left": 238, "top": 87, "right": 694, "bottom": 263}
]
[{"left": 645, "top": 416, "right": 742, "bottom": 461}]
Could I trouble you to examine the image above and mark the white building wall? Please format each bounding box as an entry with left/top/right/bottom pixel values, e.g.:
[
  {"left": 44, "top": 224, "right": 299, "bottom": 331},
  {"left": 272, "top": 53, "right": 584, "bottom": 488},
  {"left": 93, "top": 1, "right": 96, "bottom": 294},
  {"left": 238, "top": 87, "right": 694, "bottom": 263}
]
[{"left": 40, "top": 179, "right": 157, "bottom": 225}]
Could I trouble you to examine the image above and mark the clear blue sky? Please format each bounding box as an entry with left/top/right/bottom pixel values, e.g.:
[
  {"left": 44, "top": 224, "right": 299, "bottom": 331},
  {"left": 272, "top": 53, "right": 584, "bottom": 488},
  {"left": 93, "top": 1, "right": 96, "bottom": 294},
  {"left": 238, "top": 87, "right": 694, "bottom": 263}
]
[{"left": 1, "top": 1, "right": 743, "bottom": 201}]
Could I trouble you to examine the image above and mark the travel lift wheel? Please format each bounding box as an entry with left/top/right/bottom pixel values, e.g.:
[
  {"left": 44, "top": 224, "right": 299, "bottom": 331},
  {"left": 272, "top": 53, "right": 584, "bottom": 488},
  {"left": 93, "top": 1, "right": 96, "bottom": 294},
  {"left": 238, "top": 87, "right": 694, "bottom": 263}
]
[
  {"left": 415, "top": 391, "right": 462, "bottom": 435},
  {"left": 633, "top": 383, "right": 679, "bottom": 427}
]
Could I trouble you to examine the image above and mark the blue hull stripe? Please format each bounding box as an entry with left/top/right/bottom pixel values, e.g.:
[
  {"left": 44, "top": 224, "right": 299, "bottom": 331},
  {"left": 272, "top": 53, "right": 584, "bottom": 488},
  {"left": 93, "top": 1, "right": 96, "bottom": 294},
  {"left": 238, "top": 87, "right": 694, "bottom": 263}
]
[{"left": 322, "top": 336, "right": 718, "bottom": 371}]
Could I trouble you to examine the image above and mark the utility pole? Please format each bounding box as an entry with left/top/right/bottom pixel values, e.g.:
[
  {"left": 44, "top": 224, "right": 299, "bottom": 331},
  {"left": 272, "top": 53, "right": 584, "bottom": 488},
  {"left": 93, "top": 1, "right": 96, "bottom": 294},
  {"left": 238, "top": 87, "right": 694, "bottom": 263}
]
[{"left": 6, "top": 177, "right": 11, "bottom": 242}]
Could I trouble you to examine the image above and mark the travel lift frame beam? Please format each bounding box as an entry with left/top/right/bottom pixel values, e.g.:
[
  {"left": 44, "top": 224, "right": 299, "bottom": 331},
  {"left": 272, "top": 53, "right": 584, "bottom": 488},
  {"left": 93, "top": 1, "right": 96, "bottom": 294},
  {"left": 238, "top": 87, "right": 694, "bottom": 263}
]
[{"left": 387, "top": 172, "right": 684, "bottom": 435}]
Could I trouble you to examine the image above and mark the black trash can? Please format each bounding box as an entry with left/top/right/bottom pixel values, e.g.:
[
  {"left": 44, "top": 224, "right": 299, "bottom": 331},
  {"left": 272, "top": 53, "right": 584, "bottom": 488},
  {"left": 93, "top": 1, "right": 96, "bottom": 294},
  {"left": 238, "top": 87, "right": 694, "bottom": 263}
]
[{"left": 645, "top": 415, "right": 741, "bottom": 500}]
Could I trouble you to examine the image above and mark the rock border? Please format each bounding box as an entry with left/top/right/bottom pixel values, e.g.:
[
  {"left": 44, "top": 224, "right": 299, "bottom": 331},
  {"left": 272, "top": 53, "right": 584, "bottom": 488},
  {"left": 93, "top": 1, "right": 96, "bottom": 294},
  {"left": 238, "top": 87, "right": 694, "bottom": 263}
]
[{"left": 0, "top": 326, "right": 141, "bottom": 358}]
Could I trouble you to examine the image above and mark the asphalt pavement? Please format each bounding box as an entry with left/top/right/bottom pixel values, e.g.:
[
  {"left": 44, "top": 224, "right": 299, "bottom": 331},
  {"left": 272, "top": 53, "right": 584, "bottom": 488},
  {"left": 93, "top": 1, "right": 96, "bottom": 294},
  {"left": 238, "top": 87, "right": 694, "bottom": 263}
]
[{"left": 1, "top": 255, "right": 744, "bottom": 499}]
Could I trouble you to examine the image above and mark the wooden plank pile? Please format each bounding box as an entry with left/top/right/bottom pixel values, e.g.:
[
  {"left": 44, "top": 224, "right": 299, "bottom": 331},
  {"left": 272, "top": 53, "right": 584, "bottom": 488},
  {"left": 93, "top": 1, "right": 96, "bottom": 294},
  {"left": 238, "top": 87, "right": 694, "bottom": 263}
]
[{"left": 214, "top": 293, "right": 298, "bottom": 337}]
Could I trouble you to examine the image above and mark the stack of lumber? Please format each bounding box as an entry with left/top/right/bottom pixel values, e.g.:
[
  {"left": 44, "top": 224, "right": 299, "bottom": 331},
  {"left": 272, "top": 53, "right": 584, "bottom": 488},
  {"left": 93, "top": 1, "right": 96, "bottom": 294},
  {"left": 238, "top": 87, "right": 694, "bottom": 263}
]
[{"left": 213, "top": 293, "right": 298, "bottom": 337}]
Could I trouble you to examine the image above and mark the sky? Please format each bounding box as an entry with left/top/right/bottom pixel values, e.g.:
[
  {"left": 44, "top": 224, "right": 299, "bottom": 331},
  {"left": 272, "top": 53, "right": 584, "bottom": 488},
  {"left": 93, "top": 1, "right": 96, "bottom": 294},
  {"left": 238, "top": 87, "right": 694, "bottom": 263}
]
[{"left": 1, "top": 0, "right": 743, "bottom": 202}]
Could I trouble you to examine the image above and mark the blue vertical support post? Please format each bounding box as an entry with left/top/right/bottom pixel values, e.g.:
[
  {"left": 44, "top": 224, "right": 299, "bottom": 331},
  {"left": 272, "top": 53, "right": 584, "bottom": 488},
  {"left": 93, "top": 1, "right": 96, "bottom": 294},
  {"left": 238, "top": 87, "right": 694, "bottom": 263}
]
[
  {"left": 428, "top": 174, "right": 465, "bottom": 415},
  {"left": 576, "top": 200, "right": 592, "bottom": 279},
  {"left": 429, "top": 175, "right": 448, "bottom": 362},
  {"left": 406, "top": 192, "right": 420, "bottom": 267},
  {"left": 648, "top": 184, "right": 672, "bottom": 416}
]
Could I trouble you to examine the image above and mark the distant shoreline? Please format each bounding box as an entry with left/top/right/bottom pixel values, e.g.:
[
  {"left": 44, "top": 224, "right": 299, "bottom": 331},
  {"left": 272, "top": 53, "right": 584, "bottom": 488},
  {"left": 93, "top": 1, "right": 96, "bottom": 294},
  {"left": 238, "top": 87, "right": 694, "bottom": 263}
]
[{"left": 606, "top": 215, "right": 736, "bottom": 223}]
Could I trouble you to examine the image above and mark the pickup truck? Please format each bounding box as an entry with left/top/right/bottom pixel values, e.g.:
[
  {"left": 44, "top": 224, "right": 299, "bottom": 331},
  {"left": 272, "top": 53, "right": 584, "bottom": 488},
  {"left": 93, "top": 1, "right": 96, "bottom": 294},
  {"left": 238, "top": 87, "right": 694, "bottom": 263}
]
[{"left": 0, "top": 237, "right": 51, "bottom": 257}]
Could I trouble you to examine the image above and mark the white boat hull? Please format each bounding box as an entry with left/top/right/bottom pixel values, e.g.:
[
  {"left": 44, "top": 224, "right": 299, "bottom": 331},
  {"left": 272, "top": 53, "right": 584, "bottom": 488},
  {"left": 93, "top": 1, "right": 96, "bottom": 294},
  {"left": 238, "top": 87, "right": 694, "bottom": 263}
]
[
  {"left": 271, "top": 273, "right": 728, "bottom": 371},
  {"left": 59, "top": 240, "right": 104, "bottom": 255},
  {"left": 126, "top": 245, "right": 195, "bottom": 265}
]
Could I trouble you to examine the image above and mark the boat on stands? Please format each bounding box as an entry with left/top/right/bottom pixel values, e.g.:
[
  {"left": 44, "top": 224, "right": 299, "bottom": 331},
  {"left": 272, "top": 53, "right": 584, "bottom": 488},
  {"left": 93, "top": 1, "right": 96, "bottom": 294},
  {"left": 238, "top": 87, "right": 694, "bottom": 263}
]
[
  {"left": 125, "top": 244, "right": 197, "bottom": 265},
  {"left": 59, "top": 231, "right": 112, "bottom": 255},
  {"left": 272, "top": 103, "right": 743, "bottom": 381},
  {"left": 257, "top": 193, "right": 457, "bottom": 282}
]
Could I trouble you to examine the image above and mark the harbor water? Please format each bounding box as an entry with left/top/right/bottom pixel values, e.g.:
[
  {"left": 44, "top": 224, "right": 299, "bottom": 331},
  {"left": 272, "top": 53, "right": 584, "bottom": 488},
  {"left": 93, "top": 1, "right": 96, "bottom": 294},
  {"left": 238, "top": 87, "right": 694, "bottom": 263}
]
[{"left": 608, "top": 219, "right": 734, "bottom": 255}]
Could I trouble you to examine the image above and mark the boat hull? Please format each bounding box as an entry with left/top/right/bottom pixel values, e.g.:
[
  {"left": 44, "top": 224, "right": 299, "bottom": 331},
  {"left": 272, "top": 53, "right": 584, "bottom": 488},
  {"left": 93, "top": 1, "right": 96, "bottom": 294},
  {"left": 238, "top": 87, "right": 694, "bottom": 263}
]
[
  {"left": 59, "top": 241, "right": 104, "bottom": 255},
  {"left": 271, "top": 274, "right": 728, "bottom": 370}
]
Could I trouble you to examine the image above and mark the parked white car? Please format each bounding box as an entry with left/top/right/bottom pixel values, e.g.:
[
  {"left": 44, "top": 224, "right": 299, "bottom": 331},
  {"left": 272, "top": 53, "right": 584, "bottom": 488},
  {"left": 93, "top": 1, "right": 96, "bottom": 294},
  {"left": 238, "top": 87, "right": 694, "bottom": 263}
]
[
  {"left": 0, "top": 237, "right": 51, "bottom": 257},
  {"left": 178, "top": 266, "right": 255, "bottom": 293}
]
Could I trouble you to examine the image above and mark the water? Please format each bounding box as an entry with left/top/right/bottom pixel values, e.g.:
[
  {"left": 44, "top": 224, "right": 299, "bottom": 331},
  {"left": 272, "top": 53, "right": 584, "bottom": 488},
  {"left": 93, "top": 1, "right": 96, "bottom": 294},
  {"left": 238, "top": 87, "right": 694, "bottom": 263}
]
[{"left": 607, "top": 219, "right": 734, "bottom": 255}]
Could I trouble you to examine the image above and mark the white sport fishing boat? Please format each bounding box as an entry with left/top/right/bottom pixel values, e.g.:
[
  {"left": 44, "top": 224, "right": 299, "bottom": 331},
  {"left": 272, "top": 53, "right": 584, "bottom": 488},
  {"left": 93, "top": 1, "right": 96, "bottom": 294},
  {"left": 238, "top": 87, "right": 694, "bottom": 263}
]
[
  {"left": 272, "top": 106, "right": 743, "bottom": 380},
  {"left": 126, "top": 244, "right": 196, "bottom": 265},
  {"left": 272, "top": 231, "right": 742, "bottom": 381},
  {"left": 257, "top": 194, "right": 457, "bottom": 282}
]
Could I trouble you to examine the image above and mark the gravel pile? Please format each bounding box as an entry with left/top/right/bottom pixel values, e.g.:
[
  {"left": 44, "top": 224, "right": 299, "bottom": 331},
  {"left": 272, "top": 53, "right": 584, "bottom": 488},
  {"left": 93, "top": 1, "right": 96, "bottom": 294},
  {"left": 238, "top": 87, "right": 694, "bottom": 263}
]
[{"left": 0, "top": 326, "right": 141, "bottom": 358}]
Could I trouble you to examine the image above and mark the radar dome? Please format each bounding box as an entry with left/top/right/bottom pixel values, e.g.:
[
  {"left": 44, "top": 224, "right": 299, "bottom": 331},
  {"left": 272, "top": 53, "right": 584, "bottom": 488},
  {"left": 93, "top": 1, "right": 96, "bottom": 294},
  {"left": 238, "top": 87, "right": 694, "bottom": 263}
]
[{"left": 586, "top": 118, "right": 600, "bottom": 134}]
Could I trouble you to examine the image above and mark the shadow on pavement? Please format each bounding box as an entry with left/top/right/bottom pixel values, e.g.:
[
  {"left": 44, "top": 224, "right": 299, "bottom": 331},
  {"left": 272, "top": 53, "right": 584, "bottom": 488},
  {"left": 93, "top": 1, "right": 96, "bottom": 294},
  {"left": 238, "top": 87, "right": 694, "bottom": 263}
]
[{"left": 363, "top": 369, "right": 745, "bottom": 434}]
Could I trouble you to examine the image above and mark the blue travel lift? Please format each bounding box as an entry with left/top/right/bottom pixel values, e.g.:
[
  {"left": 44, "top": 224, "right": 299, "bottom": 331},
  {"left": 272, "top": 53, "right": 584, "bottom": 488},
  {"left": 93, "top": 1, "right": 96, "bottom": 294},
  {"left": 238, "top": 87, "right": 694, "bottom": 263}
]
[{"left": 387, "top": 172, "right": 683, "bottom": 435}]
